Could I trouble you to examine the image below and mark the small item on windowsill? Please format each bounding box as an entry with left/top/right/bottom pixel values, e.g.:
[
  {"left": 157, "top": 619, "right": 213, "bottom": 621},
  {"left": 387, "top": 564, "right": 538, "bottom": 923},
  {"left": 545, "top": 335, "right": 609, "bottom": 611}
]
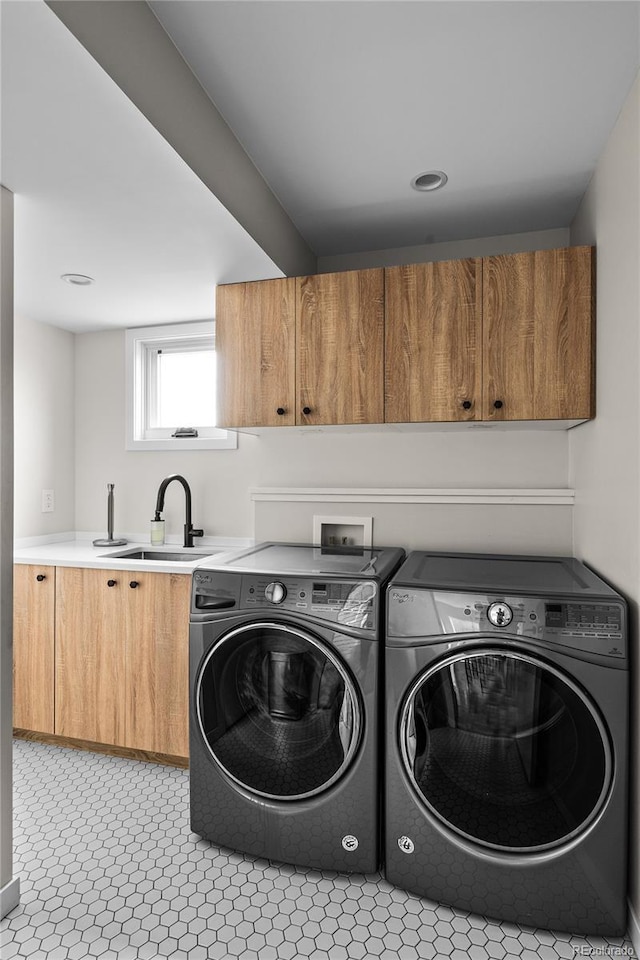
[{"left": 171, "top": 427, "right": 199, "bottom": 438}]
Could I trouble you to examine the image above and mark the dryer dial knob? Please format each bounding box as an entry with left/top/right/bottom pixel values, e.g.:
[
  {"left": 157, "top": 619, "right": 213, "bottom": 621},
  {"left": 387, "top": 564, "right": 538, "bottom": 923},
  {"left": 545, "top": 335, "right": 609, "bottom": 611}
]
[
  {"left": 487, "top": 601, "right": 513, "bottom": 628},
  {"left": 265, "top": 581, "right": 287, "bottom": 604}
]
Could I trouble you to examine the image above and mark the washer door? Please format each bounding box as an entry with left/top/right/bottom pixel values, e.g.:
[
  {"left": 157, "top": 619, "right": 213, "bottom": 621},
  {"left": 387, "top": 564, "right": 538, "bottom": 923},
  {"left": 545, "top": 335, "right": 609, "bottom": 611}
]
[
  {"left": 197, "top": 621, "right": 362, "bottom": 800},
  {"left": 400, "top": 649, "right": 612, "bottom": 853}
]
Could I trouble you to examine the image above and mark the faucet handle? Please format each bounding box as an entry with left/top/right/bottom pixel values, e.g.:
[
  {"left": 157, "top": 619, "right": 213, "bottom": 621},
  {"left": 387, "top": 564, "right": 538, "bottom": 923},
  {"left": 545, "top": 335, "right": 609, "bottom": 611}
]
[{"left": 192, "top": 528, "right": 204, "bottom": 538}]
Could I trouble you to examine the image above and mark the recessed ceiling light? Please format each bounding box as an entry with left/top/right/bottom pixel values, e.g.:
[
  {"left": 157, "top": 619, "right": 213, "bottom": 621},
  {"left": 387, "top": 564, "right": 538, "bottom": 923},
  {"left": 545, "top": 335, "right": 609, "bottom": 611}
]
[
  {"left": 61, "top": 273, "right": 94, "bottom": 286},
  {"left": 411, "top": 171, "right": 448, "bottom": 192}
]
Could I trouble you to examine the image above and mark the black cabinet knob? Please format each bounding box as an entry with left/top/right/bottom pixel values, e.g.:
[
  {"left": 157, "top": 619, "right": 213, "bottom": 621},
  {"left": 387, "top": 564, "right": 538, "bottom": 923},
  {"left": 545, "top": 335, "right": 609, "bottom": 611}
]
[
  {"left": 493, "top": 400, "right": 504, "bottom": 409},
  {"left": 107, "top": 579, "right": 117, "bottom": 587},
  {"left": 36, "top": 574, "right": 46, "bottom": 582},
  {"left": 276, "top": 407, "right": 286, "bottom": 416},
  {"left": 302, "top": 406, "right": 312, "bottom": 415},
  {"left": 462, "top": 400, "right": 472, "bottom": 410},
  {"left": 129, "top": 581, "right": 139, "bottom": 589}
]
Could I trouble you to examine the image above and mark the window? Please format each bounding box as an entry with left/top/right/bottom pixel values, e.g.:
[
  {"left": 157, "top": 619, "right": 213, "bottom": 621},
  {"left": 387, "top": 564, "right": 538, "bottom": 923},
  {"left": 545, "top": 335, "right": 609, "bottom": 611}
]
[{"left": 126, "top": 321, "right": 237, "bottom": 451}]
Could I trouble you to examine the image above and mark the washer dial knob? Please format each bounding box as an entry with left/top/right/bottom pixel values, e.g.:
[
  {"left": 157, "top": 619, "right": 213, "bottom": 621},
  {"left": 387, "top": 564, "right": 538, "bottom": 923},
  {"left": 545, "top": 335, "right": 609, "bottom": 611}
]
[
  {"left": 265, "top": 581, "right": 287, "bottom": 604},
  {"left": 487, "top": 601, "right": 513, "bottom": 628}
]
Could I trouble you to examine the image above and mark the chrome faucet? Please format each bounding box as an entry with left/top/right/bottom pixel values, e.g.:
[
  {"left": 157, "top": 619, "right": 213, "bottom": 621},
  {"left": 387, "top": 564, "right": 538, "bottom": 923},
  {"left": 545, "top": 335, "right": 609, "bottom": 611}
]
[{"left": 154, "top": 474, "right": 204, "bottom": 548}]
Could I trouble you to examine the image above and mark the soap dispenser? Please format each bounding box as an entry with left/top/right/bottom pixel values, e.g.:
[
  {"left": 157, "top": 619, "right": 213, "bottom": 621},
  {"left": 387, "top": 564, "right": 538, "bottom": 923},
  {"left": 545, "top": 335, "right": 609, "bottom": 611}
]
[{"left": 150, "top": 513, "right": 165, "bottom": 545}]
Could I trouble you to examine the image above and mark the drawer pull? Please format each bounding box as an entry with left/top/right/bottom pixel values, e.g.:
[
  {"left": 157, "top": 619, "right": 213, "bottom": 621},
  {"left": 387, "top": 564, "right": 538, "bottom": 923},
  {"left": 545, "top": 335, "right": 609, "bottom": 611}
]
[{"left": 36, "top": 574, "right": 46, "bottom": 582}]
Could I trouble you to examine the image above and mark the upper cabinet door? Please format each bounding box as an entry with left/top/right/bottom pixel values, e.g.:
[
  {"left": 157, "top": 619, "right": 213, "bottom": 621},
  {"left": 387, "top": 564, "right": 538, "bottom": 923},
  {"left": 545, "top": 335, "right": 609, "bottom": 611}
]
[
  {"left": 216, "top": 278, "right": 296, "bottom": 427},
  {"left": 483, "top": 247, "right": 594, "bottom": 421},
  {"left": 296, "top": 269, "right": 384, "bottom": 425},
  {"left": 385, "top": 259, "right": 482, "bottom": 422}
]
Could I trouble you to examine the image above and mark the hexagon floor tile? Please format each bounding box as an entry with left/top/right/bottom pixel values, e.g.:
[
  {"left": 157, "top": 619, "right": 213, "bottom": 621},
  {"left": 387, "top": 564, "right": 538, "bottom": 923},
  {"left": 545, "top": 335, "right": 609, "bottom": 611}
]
[{"left": 1, "top": 740, "right": 636, "bottom": 960}]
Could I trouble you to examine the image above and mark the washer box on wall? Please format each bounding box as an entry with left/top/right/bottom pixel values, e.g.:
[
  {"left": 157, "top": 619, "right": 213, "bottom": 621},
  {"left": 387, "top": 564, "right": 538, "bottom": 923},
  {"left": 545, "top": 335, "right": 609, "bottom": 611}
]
[{"left": 313, "top": 515, "right": 373, "bottom": 548}]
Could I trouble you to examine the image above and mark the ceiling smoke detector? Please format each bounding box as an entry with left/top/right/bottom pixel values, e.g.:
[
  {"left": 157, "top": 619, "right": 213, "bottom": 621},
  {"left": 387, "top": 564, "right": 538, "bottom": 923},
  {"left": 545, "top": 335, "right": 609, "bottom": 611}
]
[
  {"left": 61, "top": 273, "right": 94, "bottom": 286},
  {"left": 411, "top": 171, "right": 448, "bottom": 192}
]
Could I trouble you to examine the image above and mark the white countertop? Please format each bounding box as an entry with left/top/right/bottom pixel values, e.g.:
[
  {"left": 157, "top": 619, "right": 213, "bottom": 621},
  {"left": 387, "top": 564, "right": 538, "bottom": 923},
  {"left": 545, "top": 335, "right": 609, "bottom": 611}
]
[{"left": 13, "top": 538, "right": 242, "bottom": 575}]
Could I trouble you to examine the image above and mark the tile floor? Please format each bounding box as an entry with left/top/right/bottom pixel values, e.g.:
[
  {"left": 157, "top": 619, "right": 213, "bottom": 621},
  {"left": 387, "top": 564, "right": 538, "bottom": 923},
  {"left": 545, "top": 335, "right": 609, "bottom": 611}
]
[{"left": 1, "top": 739, "right": 636, "bottom": 960}]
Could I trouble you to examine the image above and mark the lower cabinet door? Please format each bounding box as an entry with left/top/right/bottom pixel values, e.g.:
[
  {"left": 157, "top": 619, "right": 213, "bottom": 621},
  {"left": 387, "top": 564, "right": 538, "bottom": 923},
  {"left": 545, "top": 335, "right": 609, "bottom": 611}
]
[
  {"left": 13, "top": 564, "right": 55, "bottom": 733},
  {"left": 55, "top": 567, "right": 127, "bottom": 745},
  {"left": 123, "top": 572, "right": 190, "bottom": 758}
]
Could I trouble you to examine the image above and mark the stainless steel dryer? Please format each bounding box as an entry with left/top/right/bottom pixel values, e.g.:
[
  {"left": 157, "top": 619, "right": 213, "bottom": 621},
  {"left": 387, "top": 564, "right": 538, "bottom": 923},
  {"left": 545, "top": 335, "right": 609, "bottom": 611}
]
[
  {"left": 384, "top": 551, "right": 629, "bottom": 935},
  {"left": 190, "top": 542, "right": 404, "bottom": 873}
]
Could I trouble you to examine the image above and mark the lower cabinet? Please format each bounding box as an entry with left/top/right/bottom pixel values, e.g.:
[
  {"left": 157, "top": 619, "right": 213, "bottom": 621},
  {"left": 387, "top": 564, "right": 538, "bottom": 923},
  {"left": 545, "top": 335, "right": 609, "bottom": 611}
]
[
  {"left": 55, "top": 567, "right": 127, "bottom": 746},
  {"left": 13, "top": 564, "right": 56, "bottom": 734},
  {"left": 14, "top": 565, "right": 191, "bottom": 760},
  {"left": 123, "top": 571, "right": 191, "bottom": 758}
]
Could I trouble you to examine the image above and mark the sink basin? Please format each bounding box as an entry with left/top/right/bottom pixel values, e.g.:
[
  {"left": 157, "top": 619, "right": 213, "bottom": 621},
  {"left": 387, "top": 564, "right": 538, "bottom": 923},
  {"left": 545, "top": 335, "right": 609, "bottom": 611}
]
[{"left": 104, "top": 548, "right": 216, "bottom": 563}]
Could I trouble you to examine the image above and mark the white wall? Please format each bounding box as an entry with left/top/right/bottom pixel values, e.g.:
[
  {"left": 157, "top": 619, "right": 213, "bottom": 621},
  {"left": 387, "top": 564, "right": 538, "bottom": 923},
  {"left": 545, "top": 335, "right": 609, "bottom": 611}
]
[
  {"left": 14, "top": 315, "right": 75, "bottom": 539},
  {"left": 569, "top": 70, "right": 640, "bottom": 941},
  {"left": 74, "top": 321, "right": 572, "bottom": 554},
  {"left": 317, "top": 227, "right": 569, "bottom": 273},
  {"left": 0, "top": 186, "right": 18, "bottom": 917},
  {"left": 72, "top": 227, "right": 576, "bottom": 547}
]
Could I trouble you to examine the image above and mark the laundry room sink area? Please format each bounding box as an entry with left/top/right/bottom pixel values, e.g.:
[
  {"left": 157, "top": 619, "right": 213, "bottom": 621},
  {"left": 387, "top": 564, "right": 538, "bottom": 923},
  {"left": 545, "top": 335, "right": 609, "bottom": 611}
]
[{"left": 104, "top": 548, "right": 216, "bottom": 563}]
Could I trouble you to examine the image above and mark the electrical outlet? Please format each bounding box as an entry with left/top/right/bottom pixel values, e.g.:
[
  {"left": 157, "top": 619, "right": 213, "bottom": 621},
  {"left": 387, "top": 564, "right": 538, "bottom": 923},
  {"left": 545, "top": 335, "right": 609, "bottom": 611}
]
[{"left": 41, "top": 489, "right": 54, "bottom": 513}]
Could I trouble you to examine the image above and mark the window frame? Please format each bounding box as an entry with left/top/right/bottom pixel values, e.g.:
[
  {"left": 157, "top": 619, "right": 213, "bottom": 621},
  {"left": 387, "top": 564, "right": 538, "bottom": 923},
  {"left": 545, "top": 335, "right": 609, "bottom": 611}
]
[{"left": 125, "top": 320, "right": 237, "bottom": 452}]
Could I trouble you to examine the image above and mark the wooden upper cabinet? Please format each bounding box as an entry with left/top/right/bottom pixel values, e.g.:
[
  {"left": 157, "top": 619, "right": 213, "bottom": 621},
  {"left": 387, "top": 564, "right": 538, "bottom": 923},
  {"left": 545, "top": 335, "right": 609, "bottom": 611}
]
[
  {"left": 124, "top": 572, "right": 190, "bottom": 758},
  {"left": 216, "top": 277, "right": 296, "bottom": 427},
  {"left": 215, "top": 246, "right": 594, "bottom": 429},
  {"left": 483, "top": 246, "right": 594, "bottom": 421},
  {"left": 13, "top": 565, "right": 55, "bottom": 734},
  {"left": 296, "top": 269, "right": 384, "bottom": 425},
  {"left": 385, "top": 259, "right": 482, "bottom": 422}
]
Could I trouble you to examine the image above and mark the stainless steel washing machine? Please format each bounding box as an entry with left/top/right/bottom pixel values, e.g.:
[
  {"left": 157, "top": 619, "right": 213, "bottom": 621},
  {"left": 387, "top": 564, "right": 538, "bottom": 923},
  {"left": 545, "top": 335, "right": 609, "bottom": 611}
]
[
  {"left": 190, "top": 542, "right": 404, "bottom": 873},
  {"left": 384, "top": 551, "right": 629, "bottom": 935}
]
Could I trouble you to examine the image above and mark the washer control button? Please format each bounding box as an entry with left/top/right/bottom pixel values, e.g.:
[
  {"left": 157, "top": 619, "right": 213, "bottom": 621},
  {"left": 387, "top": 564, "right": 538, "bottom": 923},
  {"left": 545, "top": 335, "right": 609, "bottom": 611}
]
[
  {"left": 487, "top": 601, "right": 513, "bottom": 628},
  {"left": 265, "top": 581, "right": 287, "bottom": 604}
]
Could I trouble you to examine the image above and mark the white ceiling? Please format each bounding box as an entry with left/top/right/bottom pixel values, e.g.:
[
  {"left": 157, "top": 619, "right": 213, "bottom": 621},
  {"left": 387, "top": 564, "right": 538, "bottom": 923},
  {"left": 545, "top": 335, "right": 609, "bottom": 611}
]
[
  {"left": 151, "top": 0, "right": 640, "bottom": 255},
  {"left": 2, "top": 0, "right": 639, "bottom": 332},
  {"left": 1, "top": 1, "right": 282, "bottom": 333}
]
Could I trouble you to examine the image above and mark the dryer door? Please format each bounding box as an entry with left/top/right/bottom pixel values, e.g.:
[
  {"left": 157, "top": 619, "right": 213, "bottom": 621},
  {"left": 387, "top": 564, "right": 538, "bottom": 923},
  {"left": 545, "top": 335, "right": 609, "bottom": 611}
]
[
  {"left": 196, "top": 621, "right": 362, "bottom": 800},
  {"left": 399, "top": 649, "right": 612, "bottom": 853}
]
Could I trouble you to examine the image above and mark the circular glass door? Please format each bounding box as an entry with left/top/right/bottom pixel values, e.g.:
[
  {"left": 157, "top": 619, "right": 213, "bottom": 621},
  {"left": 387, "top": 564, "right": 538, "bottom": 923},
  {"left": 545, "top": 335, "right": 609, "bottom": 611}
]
[
  {"left": 197, "top": 622, "right": 362, "bottom": 800},
  {"left": 400, "top": 649, "right": 612, "bottom": 852}
]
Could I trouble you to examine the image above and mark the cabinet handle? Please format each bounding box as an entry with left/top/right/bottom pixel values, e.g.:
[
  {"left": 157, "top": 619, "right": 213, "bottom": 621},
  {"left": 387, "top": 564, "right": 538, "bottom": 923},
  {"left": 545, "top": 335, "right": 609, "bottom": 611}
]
[
  {"left": 493, "top": 400, "right": 504, "bottom": 410},
  {"left": 276, "top": 407, "right": 286, "bottom": 416},
  {"left": 461, "top": 400, "right": 472, "bottom": 410},
  {"left": 107, "top": 579, "right": 117, "bottom": 587},
  {"left": 36, "top": 574, "right": 46, "bottom": 582},
  {"left": 302, "top": 406, "right": 312, "bottom": 416},
  {"left": 129, "top": 581, "right": 139, "bottom": 589}
]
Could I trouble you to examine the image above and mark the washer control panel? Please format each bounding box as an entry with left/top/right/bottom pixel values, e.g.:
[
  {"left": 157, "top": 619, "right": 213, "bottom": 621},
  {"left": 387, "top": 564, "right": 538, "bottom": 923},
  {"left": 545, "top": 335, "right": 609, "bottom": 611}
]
[
  {"left": 387, "top": 588, "right": 627, "bottom": 660},
  {"left": 242, "top": 576, "right": 378, "bottom": 630}
]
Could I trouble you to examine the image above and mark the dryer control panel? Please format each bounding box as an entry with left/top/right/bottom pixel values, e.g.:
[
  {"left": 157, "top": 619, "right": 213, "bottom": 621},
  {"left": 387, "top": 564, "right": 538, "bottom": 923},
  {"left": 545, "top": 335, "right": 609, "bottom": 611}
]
[{"left": 387, "top": 588, "right": 627, "bottom": 660}]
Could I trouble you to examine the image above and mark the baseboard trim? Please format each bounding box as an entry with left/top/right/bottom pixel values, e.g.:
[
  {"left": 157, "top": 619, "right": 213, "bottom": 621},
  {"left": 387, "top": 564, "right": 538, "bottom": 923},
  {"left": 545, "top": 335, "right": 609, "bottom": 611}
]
[
  {"left": 0, "top": 876, "right": 20, "bottom": 919},
  {"left": 13, "top": 729, "right": 188, "bottom": 769},
  {"left": 628, "top": 898, "right": 640, "bottom": 957}
]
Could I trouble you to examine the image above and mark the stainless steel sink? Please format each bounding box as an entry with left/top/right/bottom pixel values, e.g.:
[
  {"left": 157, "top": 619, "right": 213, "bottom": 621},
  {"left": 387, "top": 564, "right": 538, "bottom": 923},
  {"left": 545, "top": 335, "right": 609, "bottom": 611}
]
[{"left": 104, "top": 548, "right": 215, "bottom": 563}]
